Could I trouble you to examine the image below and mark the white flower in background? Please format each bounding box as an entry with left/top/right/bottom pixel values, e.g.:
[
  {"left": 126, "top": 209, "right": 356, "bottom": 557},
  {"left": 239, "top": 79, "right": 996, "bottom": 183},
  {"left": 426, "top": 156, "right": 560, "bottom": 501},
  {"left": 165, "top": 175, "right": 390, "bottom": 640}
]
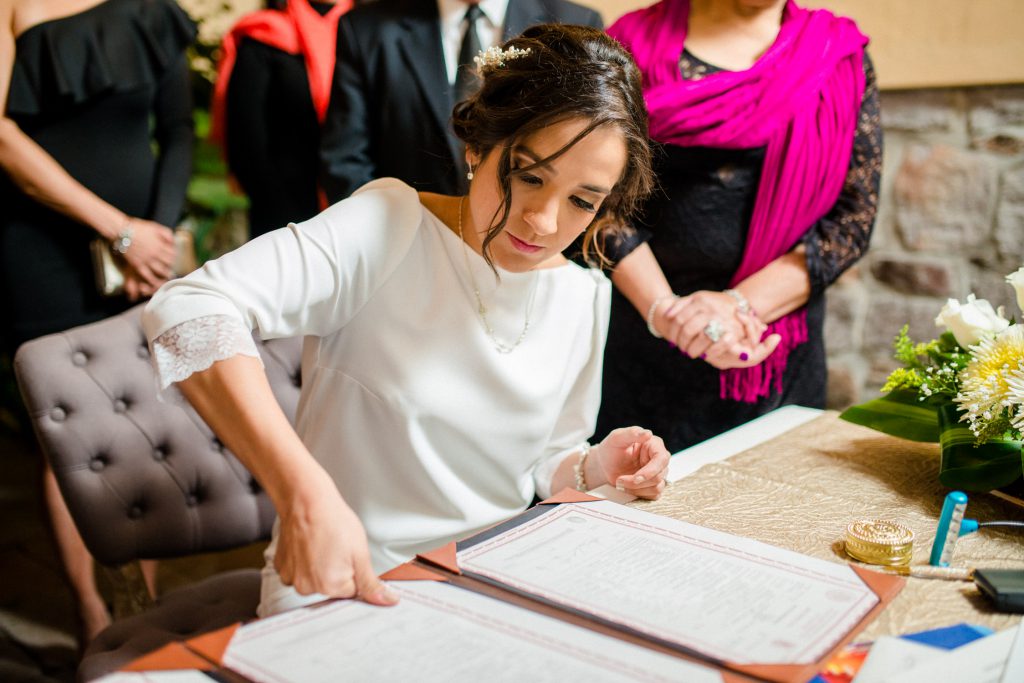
[
  {"left": 1007, "top": 266, "right": 1024, "bottom": 314},
  {"left": 935, "top": 294, "right": 1010, "bottom": 348},
  {"left": 955, "top": 326, "right": 1024, "bottom": 436},
  {"left": 177, "top": 0, "right": 260, "bottom": 46}
]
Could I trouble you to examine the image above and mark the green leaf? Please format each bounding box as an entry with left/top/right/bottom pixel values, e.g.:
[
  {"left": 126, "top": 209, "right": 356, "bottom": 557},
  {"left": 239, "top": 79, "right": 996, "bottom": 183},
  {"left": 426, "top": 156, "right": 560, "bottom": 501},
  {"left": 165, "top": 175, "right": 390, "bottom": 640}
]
[
  {"left": 838, "top": 389, "right": 941, "bottom": 442},
  {"left": 937, "top": 402, "right": 1023, "bottom": 491}
]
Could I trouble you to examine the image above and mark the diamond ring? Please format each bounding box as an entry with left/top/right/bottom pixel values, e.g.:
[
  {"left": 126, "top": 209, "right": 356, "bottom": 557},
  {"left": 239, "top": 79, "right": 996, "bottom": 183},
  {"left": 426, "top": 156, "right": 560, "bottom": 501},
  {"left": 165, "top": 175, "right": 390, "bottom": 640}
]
[{"left": 703, "top": 319, "right": 724, "bottom": 343}]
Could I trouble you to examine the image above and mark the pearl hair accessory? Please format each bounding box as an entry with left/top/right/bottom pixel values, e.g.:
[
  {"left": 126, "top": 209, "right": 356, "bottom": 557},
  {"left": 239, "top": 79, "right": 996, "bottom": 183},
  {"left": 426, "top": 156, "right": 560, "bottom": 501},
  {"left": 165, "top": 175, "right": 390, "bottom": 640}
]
[{"left": 474, "top": 45, "right": 532, "bottom": 72}]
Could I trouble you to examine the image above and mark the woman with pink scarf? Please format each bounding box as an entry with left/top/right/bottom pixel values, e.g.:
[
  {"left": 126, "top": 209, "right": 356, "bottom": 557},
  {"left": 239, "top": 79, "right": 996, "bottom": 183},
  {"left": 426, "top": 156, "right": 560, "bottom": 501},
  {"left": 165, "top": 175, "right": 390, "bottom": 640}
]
[{"left": 595, "top": 0, "right": 880, "bottom": 452}]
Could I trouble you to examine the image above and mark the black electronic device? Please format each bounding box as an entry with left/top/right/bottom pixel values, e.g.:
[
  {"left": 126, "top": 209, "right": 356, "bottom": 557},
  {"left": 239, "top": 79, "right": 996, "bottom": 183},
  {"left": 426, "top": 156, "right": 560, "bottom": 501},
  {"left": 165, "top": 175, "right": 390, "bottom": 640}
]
[{"left": 973, "top": 568, "right": 1024, "bottom": 613}]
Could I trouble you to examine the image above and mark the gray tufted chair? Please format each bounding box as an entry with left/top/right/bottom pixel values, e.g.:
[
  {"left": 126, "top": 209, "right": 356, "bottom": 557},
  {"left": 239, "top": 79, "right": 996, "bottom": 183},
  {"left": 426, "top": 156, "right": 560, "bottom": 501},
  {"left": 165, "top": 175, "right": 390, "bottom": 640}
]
[{"left": 13, "top": 304, "right": 302, "bottom": 681}]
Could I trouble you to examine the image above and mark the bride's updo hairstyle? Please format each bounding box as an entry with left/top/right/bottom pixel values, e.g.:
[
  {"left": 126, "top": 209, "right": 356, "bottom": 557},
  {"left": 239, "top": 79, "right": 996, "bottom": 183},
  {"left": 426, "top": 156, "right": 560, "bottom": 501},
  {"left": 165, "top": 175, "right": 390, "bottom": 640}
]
[{"left": 451, "top": 24, "right": 654, "bottom": 267}]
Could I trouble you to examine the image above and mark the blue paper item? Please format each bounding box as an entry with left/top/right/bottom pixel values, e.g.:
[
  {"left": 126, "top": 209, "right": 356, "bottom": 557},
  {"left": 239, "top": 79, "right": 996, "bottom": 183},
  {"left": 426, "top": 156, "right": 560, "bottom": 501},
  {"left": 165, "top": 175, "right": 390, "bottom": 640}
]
[{"left": 900, "top": 622, "right": 993, "bottom": 649}]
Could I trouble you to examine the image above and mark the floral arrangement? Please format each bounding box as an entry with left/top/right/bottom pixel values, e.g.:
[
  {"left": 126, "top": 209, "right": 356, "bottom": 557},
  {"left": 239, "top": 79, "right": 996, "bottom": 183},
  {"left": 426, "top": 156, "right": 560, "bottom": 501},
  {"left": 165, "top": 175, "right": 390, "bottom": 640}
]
[{"left": 841, "top": 266, "right": 1024, "bottom": 491}]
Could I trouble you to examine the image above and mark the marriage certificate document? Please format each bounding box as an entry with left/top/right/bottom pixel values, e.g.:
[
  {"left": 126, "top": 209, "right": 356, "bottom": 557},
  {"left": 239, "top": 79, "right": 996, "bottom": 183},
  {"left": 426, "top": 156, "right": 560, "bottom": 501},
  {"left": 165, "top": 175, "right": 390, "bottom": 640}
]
[
  {"left": 456, "top": 500, "right": 880, "bottom": 666},
  {"left": 221, "top": 581, "right": 722, "bottom": 682}
]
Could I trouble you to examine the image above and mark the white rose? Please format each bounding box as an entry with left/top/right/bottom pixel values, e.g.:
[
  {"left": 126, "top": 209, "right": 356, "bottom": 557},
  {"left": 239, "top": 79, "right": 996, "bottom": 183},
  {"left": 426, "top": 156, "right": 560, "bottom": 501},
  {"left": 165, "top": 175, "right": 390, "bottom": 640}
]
[
  {"left": 934, "top": 294, "right": 1010, "bottom": 348},
  {"left": 1007, "top": 266, "right": 1024, "bottom": 314}
]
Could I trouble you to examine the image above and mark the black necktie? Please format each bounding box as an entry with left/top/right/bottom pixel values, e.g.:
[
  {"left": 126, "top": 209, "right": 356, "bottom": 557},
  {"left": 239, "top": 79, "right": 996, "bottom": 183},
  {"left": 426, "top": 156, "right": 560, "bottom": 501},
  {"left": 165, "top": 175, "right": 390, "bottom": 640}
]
[{"left": 453, "top": 4, "right": 484, "bottom": 104}]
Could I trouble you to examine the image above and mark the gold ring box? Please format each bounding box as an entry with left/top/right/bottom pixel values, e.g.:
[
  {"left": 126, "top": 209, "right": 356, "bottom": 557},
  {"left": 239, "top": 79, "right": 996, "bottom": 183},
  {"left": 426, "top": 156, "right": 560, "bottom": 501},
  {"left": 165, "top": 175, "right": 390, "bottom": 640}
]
[{"left": 845, "top": 519, "right": 914, "bottom": 566}]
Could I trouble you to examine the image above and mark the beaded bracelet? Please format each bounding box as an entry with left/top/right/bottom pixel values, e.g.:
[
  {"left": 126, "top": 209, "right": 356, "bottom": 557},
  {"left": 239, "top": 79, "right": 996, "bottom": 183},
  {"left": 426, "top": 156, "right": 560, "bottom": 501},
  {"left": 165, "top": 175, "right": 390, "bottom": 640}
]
[
  {"left": 111, "top": 217, "right": 135, "bottom": 255},
  {"left": 723, "top": 288, "right": 752, "bottom": 315},
  {"left": 574, "top": 442, "right": 591, "bottom": 492},
  {"left": 645, "top": 294, "right": 679, "bottom": 338}
]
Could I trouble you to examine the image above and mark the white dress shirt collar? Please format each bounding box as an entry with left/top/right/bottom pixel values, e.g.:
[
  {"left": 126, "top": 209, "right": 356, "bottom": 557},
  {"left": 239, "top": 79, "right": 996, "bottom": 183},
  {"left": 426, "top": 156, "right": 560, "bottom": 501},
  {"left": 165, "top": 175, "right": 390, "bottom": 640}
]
[{"left": 438, "top": 0, "right": 511, "bottom": 83}]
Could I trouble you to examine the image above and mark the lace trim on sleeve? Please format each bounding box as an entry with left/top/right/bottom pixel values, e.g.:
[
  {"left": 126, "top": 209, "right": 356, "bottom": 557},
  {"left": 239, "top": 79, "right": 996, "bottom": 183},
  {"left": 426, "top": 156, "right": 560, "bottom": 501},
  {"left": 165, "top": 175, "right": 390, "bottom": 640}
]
[
  {"left": 151, "top": 315, "right": 262, "bottom": 390},
  {"left": 804, "top": 53, "right": 882, "bottom": 295}
]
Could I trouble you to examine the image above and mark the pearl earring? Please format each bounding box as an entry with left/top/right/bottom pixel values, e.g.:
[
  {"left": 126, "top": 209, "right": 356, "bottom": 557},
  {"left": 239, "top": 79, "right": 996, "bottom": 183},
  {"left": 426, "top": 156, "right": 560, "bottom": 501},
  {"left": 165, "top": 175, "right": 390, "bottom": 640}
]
[{"left": 466, "top": 169, "right": 474, "bottom": 181}]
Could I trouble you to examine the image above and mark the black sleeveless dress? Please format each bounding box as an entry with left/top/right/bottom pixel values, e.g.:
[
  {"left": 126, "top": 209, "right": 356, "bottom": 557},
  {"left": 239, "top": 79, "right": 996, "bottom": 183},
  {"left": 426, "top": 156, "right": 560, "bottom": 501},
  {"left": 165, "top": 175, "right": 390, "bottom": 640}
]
[
  {"left": 0, "top": 0, "right": 196, "bottom": 351},
  {"left": 593, "top": 51, "right": 882, "bottom": 453}
]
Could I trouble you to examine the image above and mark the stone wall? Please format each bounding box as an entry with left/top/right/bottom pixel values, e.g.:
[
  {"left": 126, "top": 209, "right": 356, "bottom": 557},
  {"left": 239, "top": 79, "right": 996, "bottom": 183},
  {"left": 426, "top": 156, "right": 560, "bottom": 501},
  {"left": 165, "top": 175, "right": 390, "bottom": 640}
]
[{"left": 825, "top": 85, "right": 1024, "bottom": 408}]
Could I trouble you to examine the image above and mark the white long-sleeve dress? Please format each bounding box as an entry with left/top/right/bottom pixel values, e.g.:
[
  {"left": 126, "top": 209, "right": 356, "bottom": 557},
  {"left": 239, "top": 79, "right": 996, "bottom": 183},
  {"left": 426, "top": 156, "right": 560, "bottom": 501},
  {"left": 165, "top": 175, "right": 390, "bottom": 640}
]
[{"left": 142, "top": 178, "right": 610, "bottom": 615}]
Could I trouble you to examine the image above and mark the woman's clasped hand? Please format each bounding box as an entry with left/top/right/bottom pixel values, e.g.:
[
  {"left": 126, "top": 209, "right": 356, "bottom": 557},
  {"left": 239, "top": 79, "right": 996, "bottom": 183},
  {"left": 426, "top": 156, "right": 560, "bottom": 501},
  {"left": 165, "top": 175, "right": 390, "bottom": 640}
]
[
  {"left": 651, "top": 290, "right": 781, "bottom": 369},
  {"left": 119, "top": 218, "right": 178, "bottom": 301}
]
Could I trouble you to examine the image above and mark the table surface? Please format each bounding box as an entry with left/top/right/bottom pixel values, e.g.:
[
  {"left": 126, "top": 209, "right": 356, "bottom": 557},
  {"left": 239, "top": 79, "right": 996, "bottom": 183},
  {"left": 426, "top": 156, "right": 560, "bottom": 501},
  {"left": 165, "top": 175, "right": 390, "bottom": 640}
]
[{"left": 623, "top": 408, "right": 1023, "bottom": 640}]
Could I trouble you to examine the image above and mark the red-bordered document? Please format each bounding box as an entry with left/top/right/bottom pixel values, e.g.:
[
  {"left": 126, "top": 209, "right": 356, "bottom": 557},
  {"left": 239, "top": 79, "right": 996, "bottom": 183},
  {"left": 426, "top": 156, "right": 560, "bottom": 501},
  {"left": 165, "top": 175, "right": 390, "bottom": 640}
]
[{"left": 457, "top": 500, "right": 879, "bottom": 666}]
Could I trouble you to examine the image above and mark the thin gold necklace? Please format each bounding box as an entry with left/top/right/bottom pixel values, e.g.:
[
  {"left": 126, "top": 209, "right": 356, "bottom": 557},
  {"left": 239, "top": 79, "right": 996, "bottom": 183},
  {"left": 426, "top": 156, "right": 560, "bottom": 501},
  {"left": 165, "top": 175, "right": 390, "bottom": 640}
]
[{"left": 456, "top": 195, "right": 539, "bottom": 354}]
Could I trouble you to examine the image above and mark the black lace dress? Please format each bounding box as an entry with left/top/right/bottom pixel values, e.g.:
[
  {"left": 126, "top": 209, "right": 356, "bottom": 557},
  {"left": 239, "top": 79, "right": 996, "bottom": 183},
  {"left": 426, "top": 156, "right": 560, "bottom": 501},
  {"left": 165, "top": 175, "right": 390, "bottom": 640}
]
[
  {"left": 0, "top": 0, "right": 195, "bottom": 350},
  {"left": 594, "top": 51, "right": 882, "bottom": 453}
]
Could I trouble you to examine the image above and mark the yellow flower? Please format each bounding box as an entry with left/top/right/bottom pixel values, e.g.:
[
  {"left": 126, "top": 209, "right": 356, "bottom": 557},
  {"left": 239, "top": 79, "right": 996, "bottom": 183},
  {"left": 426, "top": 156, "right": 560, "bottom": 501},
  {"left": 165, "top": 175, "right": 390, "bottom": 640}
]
[{"left": 955, "top": 326, "right": 1024, "bottom": 436}]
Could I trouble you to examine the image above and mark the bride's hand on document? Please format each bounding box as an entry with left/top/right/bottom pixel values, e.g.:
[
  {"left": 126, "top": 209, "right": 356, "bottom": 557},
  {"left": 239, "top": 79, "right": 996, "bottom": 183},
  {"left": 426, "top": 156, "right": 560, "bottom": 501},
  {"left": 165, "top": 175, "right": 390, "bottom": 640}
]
[
  {"left": 592, "top": 427, "right": 670, "bottom": 499},
  {"left": 276, "top": 471, "right": 399, "bottom": 607}
]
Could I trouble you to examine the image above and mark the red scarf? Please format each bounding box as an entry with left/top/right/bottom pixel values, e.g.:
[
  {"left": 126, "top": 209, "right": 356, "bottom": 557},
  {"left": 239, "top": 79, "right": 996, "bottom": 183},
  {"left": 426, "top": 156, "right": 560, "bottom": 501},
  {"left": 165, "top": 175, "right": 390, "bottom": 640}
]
[
  {"left": 210, "top": 0, "right": 352, "bottom": 147},
  {"left": 609, "top": 0, "right": 868, "bottom": 402}
]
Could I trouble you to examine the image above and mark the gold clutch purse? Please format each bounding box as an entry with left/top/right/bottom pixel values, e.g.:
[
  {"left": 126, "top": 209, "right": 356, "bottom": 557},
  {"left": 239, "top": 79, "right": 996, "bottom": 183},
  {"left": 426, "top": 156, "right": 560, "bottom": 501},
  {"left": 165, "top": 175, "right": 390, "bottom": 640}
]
[{"left": 90, "top": 228, "right": 198, "bottom": 297}]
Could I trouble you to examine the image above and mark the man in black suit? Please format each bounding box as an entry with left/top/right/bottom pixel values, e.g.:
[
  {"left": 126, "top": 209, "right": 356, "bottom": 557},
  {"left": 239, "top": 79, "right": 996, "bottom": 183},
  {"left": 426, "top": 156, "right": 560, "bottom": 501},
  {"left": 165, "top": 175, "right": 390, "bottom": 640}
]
[{"left": 320, "top": 0, "right": 603, "bottom": 202}]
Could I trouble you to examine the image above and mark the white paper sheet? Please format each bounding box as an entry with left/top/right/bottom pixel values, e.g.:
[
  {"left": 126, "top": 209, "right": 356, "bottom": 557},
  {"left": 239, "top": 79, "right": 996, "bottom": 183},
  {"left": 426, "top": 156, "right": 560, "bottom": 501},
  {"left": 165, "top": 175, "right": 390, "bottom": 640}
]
[
  {"left": 457, "top": 500, "right": 879, "bottom": 665},
  {"left": 222, "top": 581, "right": 723, "bottom": 683},
  {"left": 851, "top": 636, "right": 942, "bottom": 682},
  {"left": 878, "top": 625, "right": 1019, "bottom": 683},
  {"left": 1001, "top": 621, "right": 1024, "bottom": 683},
  {"left": 93, "top": 673, "right": 214, "bottom": 683}
]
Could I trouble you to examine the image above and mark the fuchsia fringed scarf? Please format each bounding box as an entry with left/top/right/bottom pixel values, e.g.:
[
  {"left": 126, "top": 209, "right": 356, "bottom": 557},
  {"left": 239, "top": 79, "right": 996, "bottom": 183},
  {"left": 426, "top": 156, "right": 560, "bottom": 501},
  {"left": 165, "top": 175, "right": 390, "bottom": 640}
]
[{"left": 608, "top": 0, "right": 868, "bottom": 403}]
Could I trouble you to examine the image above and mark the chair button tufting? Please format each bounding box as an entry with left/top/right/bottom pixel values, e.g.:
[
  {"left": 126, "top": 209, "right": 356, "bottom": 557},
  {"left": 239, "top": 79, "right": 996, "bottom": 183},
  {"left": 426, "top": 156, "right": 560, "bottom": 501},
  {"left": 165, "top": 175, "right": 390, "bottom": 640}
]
[
  {"left": 50, "top": 406, "right": 66, "bottom": 422},
  {"left": 128, "top": 506, "right": 143, "bottom": 519},
  {"left": 153, "top": 447, "right": 166, "bottom": 461},
  {"left": 90, "top": 456, "right": 105, "bottom": 472},
  {"left": 137, "top": 345, "right": 150, "bottom": 359},
  {"left": 113, "top": 399, "right": 127, "bottom": 413},
  {"left": 186, "top": 494, "right": 198, "bottom": 507},
  {"left": 72, "top": 351, "right": 88, "bottom": 366}
]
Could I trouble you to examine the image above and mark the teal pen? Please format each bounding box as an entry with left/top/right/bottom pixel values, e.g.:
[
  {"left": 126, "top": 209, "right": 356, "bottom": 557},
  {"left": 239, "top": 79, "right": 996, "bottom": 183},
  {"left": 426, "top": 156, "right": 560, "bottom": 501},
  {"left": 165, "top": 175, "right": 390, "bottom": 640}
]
[{"left": 930, "top": 491, "right": 968, "bottom": 567}]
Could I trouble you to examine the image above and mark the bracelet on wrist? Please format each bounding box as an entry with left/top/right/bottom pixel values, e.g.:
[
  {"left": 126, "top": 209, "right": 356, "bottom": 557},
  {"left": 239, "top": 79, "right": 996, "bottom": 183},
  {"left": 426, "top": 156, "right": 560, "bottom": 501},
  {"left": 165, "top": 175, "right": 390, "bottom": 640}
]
[
  {"left": 645, "top": 294, "right": 679, "bottom": 339},
  {"left": 111, "top": 217, "right": 134, "bottom": 255},
  {"left": 574, "top": 442, "right": 592, "bottom": 492},
  {"left": 723, "top": 288, "right": 752, "bottom": 316}
]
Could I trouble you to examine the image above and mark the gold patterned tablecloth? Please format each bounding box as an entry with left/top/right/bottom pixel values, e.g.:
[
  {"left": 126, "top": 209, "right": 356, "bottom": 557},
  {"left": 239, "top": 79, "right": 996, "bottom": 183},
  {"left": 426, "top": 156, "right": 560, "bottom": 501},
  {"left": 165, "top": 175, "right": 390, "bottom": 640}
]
[{"left": 629, "top": 411, "right": 1023, "bottom": 639}]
